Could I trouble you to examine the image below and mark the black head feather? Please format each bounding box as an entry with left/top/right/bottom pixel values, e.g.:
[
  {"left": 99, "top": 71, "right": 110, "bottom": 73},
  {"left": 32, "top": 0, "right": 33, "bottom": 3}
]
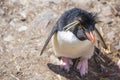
[
  {"left": 80, "top": 12, "right": 97, "bottom": 31},
  {"left": 57, "top": 8, "right": 97, "bottom": 30},
  {"left": 57, "top": 8, "right": 97, "bottom": 40}
]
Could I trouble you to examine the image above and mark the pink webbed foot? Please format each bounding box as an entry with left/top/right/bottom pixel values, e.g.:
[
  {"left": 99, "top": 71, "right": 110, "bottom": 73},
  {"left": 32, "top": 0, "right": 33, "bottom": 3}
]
[
  {"left": 60, "top": 57, "right": 73, "bottom": 72},
  {"left": 77, "top": 58, "right": 88, "bottom": 76}
]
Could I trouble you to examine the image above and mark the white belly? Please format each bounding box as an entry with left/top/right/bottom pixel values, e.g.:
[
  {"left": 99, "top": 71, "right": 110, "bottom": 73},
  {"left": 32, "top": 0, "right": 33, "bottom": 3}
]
[{"left": 52, "top": 31, "right": 95, "bottom": 59}]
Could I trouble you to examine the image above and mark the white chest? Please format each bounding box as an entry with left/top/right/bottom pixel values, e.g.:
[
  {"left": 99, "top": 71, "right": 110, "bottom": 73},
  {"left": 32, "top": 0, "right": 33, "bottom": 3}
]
[
  {"left": 57, "top": 31, "right": 80, "bottom": 44},
  {"left": 52, "top": 31, "right": 95, "bottom": 59}
]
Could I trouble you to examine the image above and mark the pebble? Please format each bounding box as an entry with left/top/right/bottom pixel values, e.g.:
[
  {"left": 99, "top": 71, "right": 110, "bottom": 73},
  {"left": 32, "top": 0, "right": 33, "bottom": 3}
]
[
  {"left": 20, "top": 0, "right": 29, "bottom": 7},
  {"left": 32, "top": 8, "right": 57, "bottom": 27},
  {"left": 43, "top": 0, "right": 61, "bottom": 4},
  {"left": 106, "top": 31, "right": 115, "bottom": 41},
  {"left": 19, "top": 12, "right": 27, "bottom": 20},
  {"left": 4, "top": 35, "right": 14, "bottom": 42},
  {"left": 17, "top": 26, "right": 28, "bottom": 32},
  {"left": 101, "top": 6, "right": 113, "bottom": 16},
  {"left": 71, "top": 0, "right": 94, "bottom": 9},
  {"left": 117, "top": 59, "right": 120, "bottom": 69},
  {"left": 71, "top": 0, "right": 92, "bottom": 4},
  {"left": 50, "top": 55, "right": 61, "bottom": 65},
  {"left": 115, "top": 41, "right": 120, "bottom": 50},
  {"left": 0, "top": 9, "right": 4, "bottom": 15},
  {"left": 9, "top": 20, "right": 15, "bottom": 27}
]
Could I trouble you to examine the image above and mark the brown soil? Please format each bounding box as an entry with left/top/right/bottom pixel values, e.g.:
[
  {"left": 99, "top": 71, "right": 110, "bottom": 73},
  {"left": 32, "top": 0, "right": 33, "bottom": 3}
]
[{"left": 0, "top": 0, "right": 120, "bottom": 80}]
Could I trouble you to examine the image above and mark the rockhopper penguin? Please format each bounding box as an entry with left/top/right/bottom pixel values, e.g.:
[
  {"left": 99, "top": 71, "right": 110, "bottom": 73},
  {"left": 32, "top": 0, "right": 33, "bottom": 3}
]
[{"left": 40, "top": 8, "right": 103, "bottom": 76}]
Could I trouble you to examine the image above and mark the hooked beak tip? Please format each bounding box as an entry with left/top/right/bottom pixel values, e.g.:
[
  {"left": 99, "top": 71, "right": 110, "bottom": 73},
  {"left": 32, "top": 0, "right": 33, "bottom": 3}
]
[{"left": 85, "top": 31, "right": 95, "bottom": 43}]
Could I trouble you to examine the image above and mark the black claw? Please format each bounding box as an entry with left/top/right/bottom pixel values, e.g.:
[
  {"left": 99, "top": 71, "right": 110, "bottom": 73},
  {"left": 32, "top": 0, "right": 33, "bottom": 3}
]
[{"left": 80, "top": 74, "right": 87, "bottom": 80}]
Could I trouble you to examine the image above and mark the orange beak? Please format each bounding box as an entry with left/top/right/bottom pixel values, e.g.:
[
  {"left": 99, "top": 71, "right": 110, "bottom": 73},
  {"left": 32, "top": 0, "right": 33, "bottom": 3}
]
[{"left": 85, "top": 31, "right": 95, "bottom": 43}]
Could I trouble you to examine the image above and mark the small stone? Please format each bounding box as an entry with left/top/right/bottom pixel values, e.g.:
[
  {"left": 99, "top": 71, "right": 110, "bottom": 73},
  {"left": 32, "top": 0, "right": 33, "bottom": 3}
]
[
  {"left": 19, "top": 12, "right": 27, "bottom": 21},
  {"left": 50, "top": 55, "right": 60, "bottom": 65},
  {"left": 0, "top": 9, "right": 4, "bottom": 15},
  {"left": 20, "top": 0, "right": 29, "bottom": 7},
  {"left": 32, "top": 8, "right": 57, "bottom": 27},
  {"left": 106, "top": 31, "right": 115, "bottom": 41},
  {"left": 99, "top": 17, "right": 113, "bottom": 24},
  {"left": 102, "top": 6, "right": 113, "bottom": 16},
  {"left": 4, "top": 35, "right": 14, "bottom": 42},
  {"left": 9, "top": 20, "right": 15, "bottom": 27},
  {"left": 17, "top": 26, "right": 28, "bottom": 32},
  {"left": 115, "top": 41, "right": 120, "bottom": 50},
  {"left": 11, "top": 0, "right": 18, "bottom": 3},
  {"left": 43, "top": 0, "right": 61, "bottom": 4},
  {"left": 117, "top": 59, "right": 120, "bottom": 69},
  {"left": 71, "top": 0, "right": 92, "bottom": 4},
  {"left": 71, "top": 0, "right": 94, "bottom": 9}
]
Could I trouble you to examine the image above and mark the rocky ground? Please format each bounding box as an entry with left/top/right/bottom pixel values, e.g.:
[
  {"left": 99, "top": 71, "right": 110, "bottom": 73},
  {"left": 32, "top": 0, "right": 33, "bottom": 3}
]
[{"left": 0, "top": 0, "right": 120, "bottom": 80}]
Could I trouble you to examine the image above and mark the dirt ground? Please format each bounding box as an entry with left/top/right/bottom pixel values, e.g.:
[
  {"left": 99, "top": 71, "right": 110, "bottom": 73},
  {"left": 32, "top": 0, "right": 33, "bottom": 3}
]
[{"left": 0, "top": 0, "right": 120, "bottom": 80}]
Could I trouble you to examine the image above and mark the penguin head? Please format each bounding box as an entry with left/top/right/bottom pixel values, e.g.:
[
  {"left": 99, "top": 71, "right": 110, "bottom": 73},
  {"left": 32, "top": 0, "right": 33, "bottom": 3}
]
[{"left": 79, "top": 12, "right": 97, "bottom": 43}]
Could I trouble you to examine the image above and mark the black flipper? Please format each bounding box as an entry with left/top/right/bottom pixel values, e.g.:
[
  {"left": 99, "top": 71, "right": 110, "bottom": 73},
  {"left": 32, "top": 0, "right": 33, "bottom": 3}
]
[
  {"left": 40, "top": 25, "right": 58, "bottom": 55},
  {"left": 94, "top": 27, "right": 107, "bottom": 49}
]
